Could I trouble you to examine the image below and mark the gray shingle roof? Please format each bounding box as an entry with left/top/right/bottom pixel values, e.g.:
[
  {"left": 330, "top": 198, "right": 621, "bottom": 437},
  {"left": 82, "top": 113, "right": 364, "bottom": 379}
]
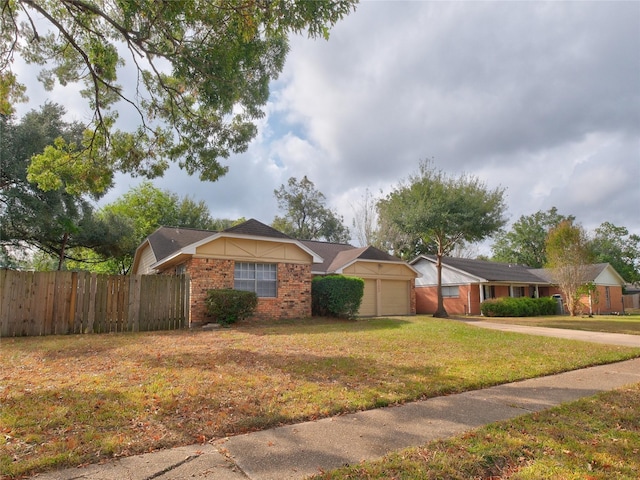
[
  {"left": 529, "top": 263, "right": 611, "bottom": 283},
  {"left": 299, "top": 240, "right": 355, "bottom": 272},
  {"left": 145, "top": 219, "right": 409, "bottom": 271},
  {"left": 223, "top": 218, "right": 292, "bottom": 239},
  {"left": 300, "top": 241, "right": 407, "bottom": 274},
  {"left": 147, "top": 227, "right": 213, "bottom": 263},
  {"left": 414, "top": 255, "right": 549, "bottom": 283},
  {"left": 147, "top": 219, "right": 294, "bottom": 263}
]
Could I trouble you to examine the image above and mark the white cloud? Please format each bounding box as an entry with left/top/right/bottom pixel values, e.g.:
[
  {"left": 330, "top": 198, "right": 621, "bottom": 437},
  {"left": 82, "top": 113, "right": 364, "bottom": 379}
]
[{"left": 12, "top": 0, "right": 640, "bottom": 244}]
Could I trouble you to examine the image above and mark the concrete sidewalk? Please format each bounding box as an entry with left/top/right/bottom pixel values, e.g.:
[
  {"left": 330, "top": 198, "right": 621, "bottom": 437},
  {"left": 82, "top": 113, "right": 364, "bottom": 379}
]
[
  {"left": 460, "top": 319, "right": 640, "bottom": 348},
  {"left": 29, "top": 327, "right": 640, "bottom": 480}
]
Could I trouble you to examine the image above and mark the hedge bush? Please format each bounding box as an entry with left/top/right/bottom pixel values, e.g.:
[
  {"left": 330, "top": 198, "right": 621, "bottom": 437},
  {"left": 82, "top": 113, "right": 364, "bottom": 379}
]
[
  {"left": 312, "top": 275, "right": 364, "bottom": 319},
  {"left": 480, "top": 296, "right": 557, "bottom": 317},
  {"left": 205, "top": 289, "right": 258, "bottom": 326}
]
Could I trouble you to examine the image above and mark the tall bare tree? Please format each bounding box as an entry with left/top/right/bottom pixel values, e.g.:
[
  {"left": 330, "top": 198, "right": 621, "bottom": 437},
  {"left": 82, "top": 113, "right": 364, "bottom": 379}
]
[
  {"left": 545, "top": 220, "right": 594, "bottom": 316},
  {"left": 351, "top": 188, "right": 379, "bottom": 247}
]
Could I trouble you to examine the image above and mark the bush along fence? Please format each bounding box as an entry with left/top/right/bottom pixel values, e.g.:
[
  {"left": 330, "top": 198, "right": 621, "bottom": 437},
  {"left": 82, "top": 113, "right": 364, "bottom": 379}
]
[{"left": 0, "top": 270, "right": 189, "bottom": 337}]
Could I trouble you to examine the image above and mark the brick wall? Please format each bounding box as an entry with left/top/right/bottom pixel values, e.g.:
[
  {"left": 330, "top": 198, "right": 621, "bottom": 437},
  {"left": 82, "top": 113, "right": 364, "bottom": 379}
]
[
  {"left": 252, "top": 263, "right": 312, "bottom": 320},
  {"left": 416, "top": 285, "right": 477, "bottom": 315},
  {"left": 164, "top": 258, "right": 312, "bottom": 324},
  {"left": 185, "top": 258, "right": 235, "bottom": 325}
]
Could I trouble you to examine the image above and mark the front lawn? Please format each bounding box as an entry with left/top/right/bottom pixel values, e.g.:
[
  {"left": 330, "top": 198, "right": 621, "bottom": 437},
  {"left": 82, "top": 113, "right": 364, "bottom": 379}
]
[
  {"left": 465, "top": 314, "right": 640, "bottom": 335},
  {"left": 2, "top": 316, "right": 639, "bottom": 478}
]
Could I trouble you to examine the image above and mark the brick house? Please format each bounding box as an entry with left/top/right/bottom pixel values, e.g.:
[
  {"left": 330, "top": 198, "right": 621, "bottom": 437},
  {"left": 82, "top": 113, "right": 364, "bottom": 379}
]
[
  {"left": 530, "top": 263, "right": 626, "bottom": 315},
  {"left": 132, "top": 219, "right": 417, "bottom": 324},
  {"left": 411, "top": 255, "right": 626, "bottom": 315}
]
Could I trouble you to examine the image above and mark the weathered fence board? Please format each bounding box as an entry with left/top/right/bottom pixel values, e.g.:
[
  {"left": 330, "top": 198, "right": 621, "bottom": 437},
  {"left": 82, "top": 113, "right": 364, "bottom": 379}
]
[{"left": 0, "top": 271, "right": 189, "bottom": 337}]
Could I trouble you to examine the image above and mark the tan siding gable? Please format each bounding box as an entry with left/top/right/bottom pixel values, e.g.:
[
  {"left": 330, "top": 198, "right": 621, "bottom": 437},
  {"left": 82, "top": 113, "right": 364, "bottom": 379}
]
[
  {"left": 138, "top": 244, "right": 158, "bottom": 274},
  {"left": 196, "top": 237, "right": 312, "bottom": 263},
  {"left": 343, "top": 261, "right": 416, "bottom": 279}
]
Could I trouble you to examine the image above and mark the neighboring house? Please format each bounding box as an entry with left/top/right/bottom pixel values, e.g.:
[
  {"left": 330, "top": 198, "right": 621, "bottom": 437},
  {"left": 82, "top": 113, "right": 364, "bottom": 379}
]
[
  {"left": 132, "top": 219, "right": 417, "bottom": 324},
  {"left": 410, "top": 256, "right": 626, "bottom": 315},
  {"left": 411, "top": 256, "right": 550, "bottom": 315},
  {"left": 531, "top": 263, "right": 626, "bottom": 315}
]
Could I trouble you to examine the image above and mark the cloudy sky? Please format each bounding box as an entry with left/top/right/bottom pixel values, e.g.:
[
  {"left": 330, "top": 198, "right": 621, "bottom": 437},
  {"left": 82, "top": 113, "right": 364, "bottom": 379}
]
[{"left": 15, "top": 1, "right": 640, "bottom": 250}]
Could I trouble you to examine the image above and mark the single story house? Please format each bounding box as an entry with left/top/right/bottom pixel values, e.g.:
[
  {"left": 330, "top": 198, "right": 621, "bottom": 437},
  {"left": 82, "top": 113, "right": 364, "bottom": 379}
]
[
  {"left": 132, "top": 219, "right": 417, "bottom": 324},
  {"left": 530, "top": 263, "right": 626, "bottom": 315},
  {"left": 410, "top": 255, "right": 625, "bottom": 315}
]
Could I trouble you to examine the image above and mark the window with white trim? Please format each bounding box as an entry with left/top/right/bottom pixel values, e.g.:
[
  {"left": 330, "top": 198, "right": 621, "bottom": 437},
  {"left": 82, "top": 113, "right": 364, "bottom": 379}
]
[
  {"left": 234, "top": 262, "right": 277, "bottom": 297},
  {"left": 442, "top": 286, "right": 459, "bottom": 298},
  {"left": 512, "top": 286, "right": 525, "bottom": 298}
]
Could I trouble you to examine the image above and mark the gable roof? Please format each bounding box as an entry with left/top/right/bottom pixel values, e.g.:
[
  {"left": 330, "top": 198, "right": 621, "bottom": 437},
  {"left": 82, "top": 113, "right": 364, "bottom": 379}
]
[
  {"left": 223, "top": 218, "right": 292, "bottom": 240},
  {"left": 301, "top": 241, "right": 416, "bottom": 275},
  {"left": 299, "top": 240, "right": 355, "bottom": 274},
  {"left": 530, "top": 263, "right": 626, "bottom": 286},
  {"left": 411, "top": 255, "right": 548, "bottom": 284},
  {"left": 147, "top": 227, "right": 214, "bottom": 264},
  {"left": 135, "top": 218, "right": 414, "bottom": 275},
  {"left": 136, "top": 219, "right": 323, "bottom": 272},
  {"left": 411, "top": 256, "right": 627, "bottom": 287}
]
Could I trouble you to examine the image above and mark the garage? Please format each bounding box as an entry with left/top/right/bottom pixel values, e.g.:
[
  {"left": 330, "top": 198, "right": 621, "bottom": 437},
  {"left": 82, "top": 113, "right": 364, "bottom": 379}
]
[
  {"left": 357, "top": 278, "right": 412, "bottom": 317},
  {"left": 380, "top": 280, "right": 411, "bottom": 316},
  {"left": 302, "top": 241, "right": 418, "bottom": 317},
  {"left": 358, "top": 279, "right": 378, "bottom": 316}
]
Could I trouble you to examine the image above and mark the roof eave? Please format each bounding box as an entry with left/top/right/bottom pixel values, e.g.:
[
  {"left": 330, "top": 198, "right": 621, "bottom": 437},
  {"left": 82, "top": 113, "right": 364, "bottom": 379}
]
[
  {"left": 331, "top": 258, "right": 420, "bottom": 276},
  {"left": 151, "top": 231, "right": 324, "bottom": 270}
]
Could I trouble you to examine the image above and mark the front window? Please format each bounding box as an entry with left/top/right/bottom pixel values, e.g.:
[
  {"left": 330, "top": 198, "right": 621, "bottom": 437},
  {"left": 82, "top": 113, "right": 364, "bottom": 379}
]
[
  {"left": 234, "top": 262, "right": 277, "bottom": 297},
  {"left": 442, "top": 286, "right": 460, "bottom": 298},
  {"left": 512, "top": 286, "right": 525, "bottom": 298},
  {"left": 483, "top": 285, "right": 496, "bottom": 299}
]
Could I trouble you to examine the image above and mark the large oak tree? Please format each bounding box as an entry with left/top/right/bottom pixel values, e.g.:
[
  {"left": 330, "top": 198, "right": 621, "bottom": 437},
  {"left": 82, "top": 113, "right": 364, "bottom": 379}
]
[
  {"left": 0, "top": 102, "right": 125, "bottom": 269},
  {"left": 1, "top": 0, "right": 358, "bottom": 195},
  {"left": 272, "top": 175, "right": 350, "bottom": 243},
  {"left": 378, "top": 160, "right": 507, "bottom": 317}
]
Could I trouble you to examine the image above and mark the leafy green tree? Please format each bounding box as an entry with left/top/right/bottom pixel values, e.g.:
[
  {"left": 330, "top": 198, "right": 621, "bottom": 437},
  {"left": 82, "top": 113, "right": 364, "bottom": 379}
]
[
  {"left": 0, "top": 103, "right": 126, "bottom": 270},
  {"left": 545, "top": 220, "right": 595, "bottom": 317},
  {"left": 272, "top": 176, "right": 350, "bottom": 243},
  {"left": 590, "top": 222, "right": 640, "bottom": 285},
  {"left": 99, "top": 181, "right": 233, "bottom": 273},
  {"left": 351, "top": 188, "right": 379, "bottom": 247},
  {"left": 2, "top": 0, "right": 357, "bottom": 195},
  {"left": 491, "top": 207, "right": 575, "bottom": 268},
  {"left": 378, "top": 160, "right": 507, "bottom": 317}
]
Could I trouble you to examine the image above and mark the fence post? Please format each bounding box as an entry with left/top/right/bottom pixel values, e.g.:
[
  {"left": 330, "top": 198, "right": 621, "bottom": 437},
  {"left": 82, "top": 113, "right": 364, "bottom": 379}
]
[
  {"left": 0, "top": 269, "right": 10, "bottom": 336},
  {"left": 68, "top": 272, "right": 78, "bottom": 334},
  {"left": 128, "top": 275, "right": 141, "bottom": 332}
]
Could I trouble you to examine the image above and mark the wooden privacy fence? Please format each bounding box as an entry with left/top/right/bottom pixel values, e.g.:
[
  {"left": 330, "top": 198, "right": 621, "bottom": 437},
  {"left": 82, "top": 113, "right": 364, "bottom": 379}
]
[
  {"left": 623, "top": 293, "right": 639, "bottom": 311},
  {"left": 0, "top": 270, "right": 190, "bottom": 337}
]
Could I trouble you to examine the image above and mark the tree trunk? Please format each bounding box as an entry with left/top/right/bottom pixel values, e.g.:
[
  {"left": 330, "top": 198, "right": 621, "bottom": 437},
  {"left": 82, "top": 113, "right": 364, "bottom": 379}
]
[
  {"left": 57, "top": 232, "right": 69, "bottom": 271},
  {"left": 433, "top": 250, "right": 449, "bottom": 318}
]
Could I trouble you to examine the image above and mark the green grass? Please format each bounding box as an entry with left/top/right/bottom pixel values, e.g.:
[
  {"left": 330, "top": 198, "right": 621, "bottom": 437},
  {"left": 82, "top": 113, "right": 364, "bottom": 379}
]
[
  {"left": 1, "top": 316, "right": 639, "bottom": 478},
  {"left": 466, "top": 314, "right": 640, "bottom": 335},
  {"left": 313, "top": 383, "right": 640, "bottom": 479}
]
